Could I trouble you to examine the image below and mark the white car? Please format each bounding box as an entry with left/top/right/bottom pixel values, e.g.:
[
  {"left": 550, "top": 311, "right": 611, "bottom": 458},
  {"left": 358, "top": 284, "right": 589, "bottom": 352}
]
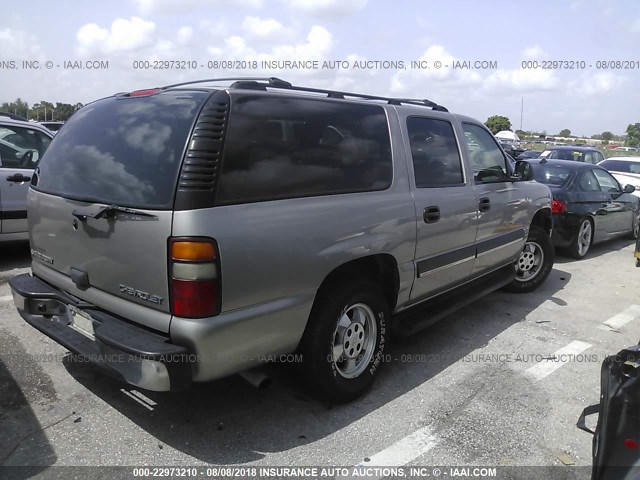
[{"left": 598, "top": 156, "right": 640, "bottom": 198}]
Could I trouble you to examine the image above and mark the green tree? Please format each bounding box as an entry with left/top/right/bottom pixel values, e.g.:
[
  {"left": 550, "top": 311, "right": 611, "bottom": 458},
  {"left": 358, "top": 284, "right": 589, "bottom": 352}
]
[
  {"left": 601, "top": 131, "right": 613, "bottom": 142},
  {"left": 625, "top": 123, "right": 640, "bottom": 147},
  {"left": 485, "top": 115, "right": 512, "bottom": 134},
  {"left": 558, "top": 129, "right": 571, "bottom": 137}
]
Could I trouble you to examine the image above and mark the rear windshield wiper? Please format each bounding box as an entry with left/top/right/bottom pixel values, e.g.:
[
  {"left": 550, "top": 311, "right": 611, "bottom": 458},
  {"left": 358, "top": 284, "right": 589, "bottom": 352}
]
[{"left": 72, "top": 204, "right": 158, "bottom": 222}]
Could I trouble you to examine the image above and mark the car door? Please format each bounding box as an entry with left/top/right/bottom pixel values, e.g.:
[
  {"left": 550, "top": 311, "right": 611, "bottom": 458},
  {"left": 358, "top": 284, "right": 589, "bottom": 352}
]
[
  {"left": 404, "top": 114, "right": 479, "bottom": 302},
  {"left": 0, "top": 125, "right": 51, "bottom": 234},
  {"left": 462, "top": 123, "right": 526, "bottom": 274},
  {"left": 574, "top": 169, "right": 611, "bottom": 243},
  {"left": 592, "top": 168, "right": 636, "bottom": 234}
]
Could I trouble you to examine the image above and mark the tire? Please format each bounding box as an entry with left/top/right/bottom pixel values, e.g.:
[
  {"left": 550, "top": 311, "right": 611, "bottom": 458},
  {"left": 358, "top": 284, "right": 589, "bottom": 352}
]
[
  {"left": 625, "top": 213, "right": 640, "bottom": 240},
  {"left": 568, "top": 218, "right": 594, "bottom": 259},
  {"left": 297, "top": 277, "right": 389, "bottom": 404},
  {"left": 504, "top": 225, "right": 554, "bottom": 293}
]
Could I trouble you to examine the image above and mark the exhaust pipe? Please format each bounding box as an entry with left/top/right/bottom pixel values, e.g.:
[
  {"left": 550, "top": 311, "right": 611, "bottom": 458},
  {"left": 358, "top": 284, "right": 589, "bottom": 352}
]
[{"left": 238, "top": 368, "right": 272, "bottom": 390}]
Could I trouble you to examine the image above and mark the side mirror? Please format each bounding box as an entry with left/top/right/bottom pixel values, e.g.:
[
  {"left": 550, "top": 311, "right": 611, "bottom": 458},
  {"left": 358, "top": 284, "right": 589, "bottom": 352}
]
[
  {"left": 624, "top": 184, "right": 636, "bottom": 194},
  {"left": 513, "top": 160, "right": 534, "bottom": 181}
]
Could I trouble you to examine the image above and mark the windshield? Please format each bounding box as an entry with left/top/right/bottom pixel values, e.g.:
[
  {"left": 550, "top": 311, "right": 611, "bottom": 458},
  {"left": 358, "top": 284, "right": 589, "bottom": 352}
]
[
  {"left": 34, "top": 91, "right": 209, "bottom": 209},
  {"left": 546, "top": 149, "right": 585, "bottom": 161}
]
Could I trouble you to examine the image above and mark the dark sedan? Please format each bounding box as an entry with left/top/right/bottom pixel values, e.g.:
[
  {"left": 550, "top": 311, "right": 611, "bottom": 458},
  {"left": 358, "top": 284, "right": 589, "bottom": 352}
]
[{"left": 524, "top": 159, "right": 640, "bottom": 258}]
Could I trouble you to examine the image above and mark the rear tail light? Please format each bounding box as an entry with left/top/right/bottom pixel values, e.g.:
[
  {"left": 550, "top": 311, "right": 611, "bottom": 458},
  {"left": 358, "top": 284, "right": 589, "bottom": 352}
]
[
  {"left": 169, "top": 238, "right": 220, "bottom": 318},
  {"left": 551, "top": 199, "right": 566, "bottom": 214}
]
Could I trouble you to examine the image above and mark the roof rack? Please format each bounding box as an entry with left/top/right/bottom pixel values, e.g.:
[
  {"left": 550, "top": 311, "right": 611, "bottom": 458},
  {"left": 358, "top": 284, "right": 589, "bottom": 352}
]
[
  {"left": 0, "top": 111, "right": 28, "bottom": 122},
  {"left": 159, "top": 77, "right": 448, "bottom": 112}
]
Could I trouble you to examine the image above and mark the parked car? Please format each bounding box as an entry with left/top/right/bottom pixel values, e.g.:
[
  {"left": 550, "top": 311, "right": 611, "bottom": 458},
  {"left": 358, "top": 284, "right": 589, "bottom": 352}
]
[
  {"left": 613, "top": 146, "right": 638, "bottom": 152},
  {"left": 598, "top": 156, "right": 640, "bottom": 198},
  {"left": 39, "top": 121, "right": 65, "bottom": 134},
  {"left": 538, "top": 146, "right": 605, "bottom": 164},
  {"left": 516, "top": 149, "right": 541, "bottom": 160},
  {"left": 521, "top": 158, "right": 639, "bottom": 259},
  {"left": 10, "top": 78, "right": 554, "bottom": 403},
  {"left": 497, "top": 138, "right": 525, "bottom": 158},
  {"left": 0, "top": 118, "right": 53, "bottom": 242}
]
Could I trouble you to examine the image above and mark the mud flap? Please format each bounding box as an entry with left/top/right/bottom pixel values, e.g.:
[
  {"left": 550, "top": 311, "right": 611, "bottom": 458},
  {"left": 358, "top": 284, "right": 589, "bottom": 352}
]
[{"left": 578, "top": 345, "right": 640, "bottom": 480}]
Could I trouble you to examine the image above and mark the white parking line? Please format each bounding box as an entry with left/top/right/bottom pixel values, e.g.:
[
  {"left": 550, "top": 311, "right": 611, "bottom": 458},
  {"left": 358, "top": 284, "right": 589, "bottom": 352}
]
[
  {"left": 523, "top": 340, "right": 592, "bottom": 382},
  {"left": 351, "top": 426, "right": 438, "bottom": 477},
  {"left": 0, "top": 295, "right": 13, "bottom": 303},
  {"left": 598, "top": 305, "right": 640, "bottom": 331}
]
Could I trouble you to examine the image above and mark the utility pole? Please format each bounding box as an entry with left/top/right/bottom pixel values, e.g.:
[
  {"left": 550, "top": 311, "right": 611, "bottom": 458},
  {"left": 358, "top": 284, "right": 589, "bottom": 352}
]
[{"left": 520, "top": 97, "right": 523, "bottom": 132}]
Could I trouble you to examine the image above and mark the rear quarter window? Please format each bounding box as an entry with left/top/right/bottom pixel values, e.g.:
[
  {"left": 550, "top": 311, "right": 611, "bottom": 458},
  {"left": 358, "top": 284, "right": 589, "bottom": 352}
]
[{"left": 215, "top": 95, "right": 392, "bottom": 205}]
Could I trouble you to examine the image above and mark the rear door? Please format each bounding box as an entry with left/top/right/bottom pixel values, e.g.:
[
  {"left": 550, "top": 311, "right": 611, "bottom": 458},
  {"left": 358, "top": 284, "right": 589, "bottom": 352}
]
[
  {"left": 574, "top": 169, "right": 610, "bottom": 241},
  {"left": 0, "top": 124, "right": 51, "bottom": 233},
  {"left": 28, "top": 90, "right": 210, "bottom": 333},
  {"left": 462, "top": 123, "right": 526, "bottom": 274},
  {"left": 402, "top": 114, "right": 478, "bottom": 302}
]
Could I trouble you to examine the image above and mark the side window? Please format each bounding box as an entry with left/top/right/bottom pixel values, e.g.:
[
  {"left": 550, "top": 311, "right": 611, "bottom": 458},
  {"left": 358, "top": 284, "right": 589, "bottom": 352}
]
[
  {"left": 584, "top": 152, "right": 599, "bottom": 164},
  {"left": 407, "top": 117, "right": 463, "bottom": 187},
  {"left": 593, "top": 168, "right": 621, "bottom": 192},
  {"left": 216, "top": 96, "right": 393, "bottom": 204},
  {"left": 597, "top": 152, "right": 605, "bottom": 164},
  {"left": 0, "top": 126, "right": 51, "bottom": 168},
  {"left": 578, "top": 170, "right": 600, "bottom": 192},
  {"left": 462, "top": 123, "right": 509, "bottom": 183}
]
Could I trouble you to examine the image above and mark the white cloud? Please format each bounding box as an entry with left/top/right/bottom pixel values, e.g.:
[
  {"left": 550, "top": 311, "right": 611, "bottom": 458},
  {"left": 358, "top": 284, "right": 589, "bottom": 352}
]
[
  {"left": 280, "top": 0, "right": 367, "bottom": 16},
  {"left": 76, "top": 17, "right": 156, "bottom": 55},
  {"left": 572, "top": 72, "right": 626, "bottom": 96},
  {"left": 176, "top": 26, "right": 193, "bottom": 44},
  {"left": 630, "top": 18, "right": 640, "bottom": 33},
  {"left": 132, "top": 0, "right": 262, "bottom": 15},
  {"left": 522, "top": 46, "right": 548, "bottom": 60},
  {"left": 483, "top": 68, "right": 560, "bottom": 93},
  {"left": 0, "top": 28, "right": 44, "bottom": 57},
  {"left": 242, "top": 16, "right": 284, "bottom": 37}
]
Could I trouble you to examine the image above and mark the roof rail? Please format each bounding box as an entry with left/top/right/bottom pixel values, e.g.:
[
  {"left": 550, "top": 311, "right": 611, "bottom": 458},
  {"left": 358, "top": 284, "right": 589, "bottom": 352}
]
[
  {"left": 160, "top": 77, "right": 448, "bottom": 112},
  {"left": 0, "top": 111, "right": 28, "bottom": 122}
]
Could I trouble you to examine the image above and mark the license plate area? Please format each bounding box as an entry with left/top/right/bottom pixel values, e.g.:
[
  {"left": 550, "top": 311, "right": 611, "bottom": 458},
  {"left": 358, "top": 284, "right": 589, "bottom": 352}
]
[{"left": 68, "top": 305, "right": 95, "bottom": 340}]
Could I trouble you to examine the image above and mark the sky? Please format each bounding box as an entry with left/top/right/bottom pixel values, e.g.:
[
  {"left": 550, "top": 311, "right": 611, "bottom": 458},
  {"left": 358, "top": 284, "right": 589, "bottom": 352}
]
[{"left": 1, "top": 0, "right": 640, "bottom": 136}]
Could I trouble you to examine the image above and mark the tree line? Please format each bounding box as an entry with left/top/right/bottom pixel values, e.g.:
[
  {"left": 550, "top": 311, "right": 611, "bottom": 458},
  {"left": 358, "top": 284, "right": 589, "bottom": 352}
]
[
  {"left": 485, "top": 114, "right": 640, "bottom": 147},
  {"left": 1, "top": 98, "right": 84, "bottom": 122}
]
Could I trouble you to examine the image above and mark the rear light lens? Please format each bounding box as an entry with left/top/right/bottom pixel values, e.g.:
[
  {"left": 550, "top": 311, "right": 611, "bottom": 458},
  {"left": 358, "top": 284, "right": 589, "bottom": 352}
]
[
  {"left": 624, "top": 439, "right": 639, "bottom": 449},
  {"left": 169, "top": 238, "right": 220, "bottom": 318},
  {"left": 551, "top": 199, "right": 566, "bottom": 214},
  {"left": 129, "top": 88, "right": 161, "bottom": 97}
]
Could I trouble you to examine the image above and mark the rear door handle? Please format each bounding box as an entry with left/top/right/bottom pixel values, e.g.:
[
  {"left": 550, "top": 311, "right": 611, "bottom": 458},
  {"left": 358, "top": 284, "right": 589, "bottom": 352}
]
[
  {"left": 479, "top": 197, "right": 491, "bottom": 212},
  {"left": 6, "top": 173, "right": 31, "bottom": 182},
  {"left": 423, "top": 206, "right": 440, "bottom": 224}
]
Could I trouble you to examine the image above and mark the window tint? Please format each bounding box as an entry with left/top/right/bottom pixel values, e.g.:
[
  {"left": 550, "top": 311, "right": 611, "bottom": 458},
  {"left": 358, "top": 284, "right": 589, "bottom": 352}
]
[
  {"left": 600, "top": 160, "right": 640, "bottom": 174},
  {"left": 216, "top": 96, "right": 392, "bottom": 204},
  {"left": 0, "top": 126, "right": 51, "bottom": 168},
  {"left": 34, "top": 91, "right": 209, "bottom": 209},
  {"left": 579, "top": 170, "right": 600, "bottom": 192},
  {"left": 462, "top": 123, "right": 509, "bottom": 183},
  {"left": 593, "top": 168, "right": 621, "bottom": 192},
  {"left": 532, "top": 165, "right": 572, "bottom": 186},
  {"left": 548, "top": 149, "right": 584, "bottom": 161},
  {"left": 407, "top": 117, "right": 463, "bottom": 187}
]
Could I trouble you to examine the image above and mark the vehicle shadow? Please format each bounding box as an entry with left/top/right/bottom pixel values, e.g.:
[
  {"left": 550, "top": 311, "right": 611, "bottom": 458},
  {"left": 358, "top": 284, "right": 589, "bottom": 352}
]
[
  {"left": 0, "top": 242, "right": 30, "bottom": 284},
  {"left": 0, "top": 349, "right": 56, "bottom": 476},
  {"left": 554, "top": 237, "right": 635, "bottom": 264},
  {"left": 63, "top": 267, "right": 571, "bottom": 465}
]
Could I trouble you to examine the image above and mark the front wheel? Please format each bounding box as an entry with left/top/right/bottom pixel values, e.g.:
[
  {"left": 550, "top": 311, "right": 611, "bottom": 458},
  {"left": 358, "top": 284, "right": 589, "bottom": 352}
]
[
  {"left": 504, "top": 225, "right": 554, "bottom": 293},
  {"left": 297, "top": 278, "right": 389, "bottom": 403}
]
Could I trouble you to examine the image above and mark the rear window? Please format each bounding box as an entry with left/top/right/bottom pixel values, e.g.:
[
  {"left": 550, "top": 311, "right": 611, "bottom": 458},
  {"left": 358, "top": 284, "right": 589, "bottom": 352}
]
[
  {"left": 215, "top": 95, "right": 392, "bottom": 205},
  {"left": 34, "top": 91, "right": 209, "bottom": 209},
  {"left": 532, "top": 164, "right": 572, "bottom": 186},
  {"left": 600, "top": 159, "right": 640, "bottom": 174}
]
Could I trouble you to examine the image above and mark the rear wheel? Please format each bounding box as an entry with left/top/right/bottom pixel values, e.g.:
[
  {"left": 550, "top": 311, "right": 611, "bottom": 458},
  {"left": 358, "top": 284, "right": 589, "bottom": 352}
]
[
  {"left": 568, "top": 218, "right": 593, "bottom": 259},
  {"left": 297, "top": 278, "right": 389, "bottom": 403},
  {"left": 625, "top": 213, "right": 640, "bottom": 240},
  {"left": 504, "top": 225, "right": 554, "bottom": 293}
]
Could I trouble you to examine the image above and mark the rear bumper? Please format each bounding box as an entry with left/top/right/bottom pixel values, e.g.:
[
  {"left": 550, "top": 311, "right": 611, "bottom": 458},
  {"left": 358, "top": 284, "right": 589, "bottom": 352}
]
[{"left": 9, "top": 273, "right": 192, "bottom": 392}]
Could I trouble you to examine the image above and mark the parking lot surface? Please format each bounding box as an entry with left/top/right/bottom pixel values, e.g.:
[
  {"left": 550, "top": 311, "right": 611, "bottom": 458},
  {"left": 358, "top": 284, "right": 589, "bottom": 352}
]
[{"left": 1, "top": 239, "right": 639, "bottom": 475}]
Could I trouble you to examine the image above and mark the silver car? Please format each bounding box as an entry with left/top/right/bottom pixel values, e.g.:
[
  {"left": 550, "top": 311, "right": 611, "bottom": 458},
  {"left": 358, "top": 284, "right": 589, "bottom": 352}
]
[
  {"left": 10, "top": 78, "right": 554, "bottom": 403},
  {"left": 0, "top": 117, "right": 53, "bottom": 241}
]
